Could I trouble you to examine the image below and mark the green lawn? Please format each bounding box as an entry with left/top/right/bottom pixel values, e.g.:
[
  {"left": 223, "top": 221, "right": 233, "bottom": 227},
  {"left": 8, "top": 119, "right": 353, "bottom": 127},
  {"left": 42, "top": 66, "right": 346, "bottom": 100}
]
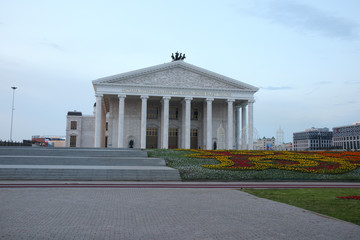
[
  {"left": 148, "top": 149, "right": 360, "bottom": 181},
  {"left": 242, "top": 188, "right": 360, "bottom": 225}
]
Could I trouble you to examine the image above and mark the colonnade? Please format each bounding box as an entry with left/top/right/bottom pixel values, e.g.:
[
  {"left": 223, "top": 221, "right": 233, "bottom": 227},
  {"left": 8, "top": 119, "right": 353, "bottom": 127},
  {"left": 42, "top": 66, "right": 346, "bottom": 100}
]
[{"left": 94, "top": 94, "right": 254, "bottom": 150}]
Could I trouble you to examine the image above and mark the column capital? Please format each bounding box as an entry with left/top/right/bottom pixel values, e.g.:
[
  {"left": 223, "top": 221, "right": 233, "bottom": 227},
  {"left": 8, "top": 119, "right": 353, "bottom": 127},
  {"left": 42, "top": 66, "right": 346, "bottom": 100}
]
[
  {"left": 140, "top": 95, "right": 149, "bottom": 100},
  {"left": 248, "top": 99, "right": 255, "bottom": 104},
  {"left": 118, "top": 94, "right": 126, "bottom": 99},
  {"left": 95, "top": 93, "right": 103, "bottom": 98},
  {"left": 161, "top": 96, "right": 171, "bottom": 102},
  {"left": 227, "top": 98, "right": 235, "bottom": 103},
  {"left": 184, "top": 97, "right": 193, "bottom": 101},
  {"left": 205, "top": 98, "right": 214, "bottom": 102}
]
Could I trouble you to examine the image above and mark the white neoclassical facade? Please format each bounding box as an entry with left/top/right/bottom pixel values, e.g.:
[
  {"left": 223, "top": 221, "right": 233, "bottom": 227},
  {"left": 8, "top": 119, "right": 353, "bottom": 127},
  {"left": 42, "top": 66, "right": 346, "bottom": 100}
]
[{"left": 68, "top": 60, "right": 258, "bottom": 150}]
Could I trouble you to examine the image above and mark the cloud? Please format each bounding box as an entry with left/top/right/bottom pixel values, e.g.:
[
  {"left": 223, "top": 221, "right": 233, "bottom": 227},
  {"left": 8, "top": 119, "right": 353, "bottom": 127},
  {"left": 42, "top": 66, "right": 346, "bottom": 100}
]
[
  {"left": 333, "top": 100, "right": 357, "bottom": 106},
  {"left": 314, "top": 81, "right": 332, "bottom": 85},
  {"left": 344, "top": 81, "right": 360, "bottom": 85},
  {"left": 262, "top": 86, "right": 293, "bottom": 90},
  {"left": 40, "top": 40, "right": 64, "bottom": 51},
  {"left": 245, "top": 0, "right": 359, "bottom": 40}
]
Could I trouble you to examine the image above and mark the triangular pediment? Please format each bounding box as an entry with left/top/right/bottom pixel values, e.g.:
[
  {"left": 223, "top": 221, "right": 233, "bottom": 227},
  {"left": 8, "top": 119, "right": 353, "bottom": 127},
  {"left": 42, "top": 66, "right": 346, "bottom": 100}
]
[{"left": 93, "top": 61, "right": 258, "bottom": 91}]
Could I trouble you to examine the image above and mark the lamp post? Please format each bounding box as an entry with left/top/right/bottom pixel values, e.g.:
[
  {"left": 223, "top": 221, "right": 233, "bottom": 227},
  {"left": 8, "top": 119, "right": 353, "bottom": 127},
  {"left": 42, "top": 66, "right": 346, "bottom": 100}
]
[{"left": 10, "top": 87, "right": 17, "bottom": 141}]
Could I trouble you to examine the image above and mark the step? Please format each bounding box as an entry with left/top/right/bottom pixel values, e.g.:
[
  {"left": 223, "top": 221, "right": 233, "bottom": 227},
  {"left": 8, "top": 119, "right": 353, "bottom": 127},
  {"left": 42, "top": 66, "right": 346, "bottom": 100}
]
[
  {"left": 0, "top": 147, "right": 181, "bottom": 181},
  {"left": 0, "top": 147, "right": 147, "bottom": 157},
  {"left": 0, "top": 165, "right": 181, "bottom": 181},
  {"left": 0, "top": 156, "right": 165, "bottom": 166}
]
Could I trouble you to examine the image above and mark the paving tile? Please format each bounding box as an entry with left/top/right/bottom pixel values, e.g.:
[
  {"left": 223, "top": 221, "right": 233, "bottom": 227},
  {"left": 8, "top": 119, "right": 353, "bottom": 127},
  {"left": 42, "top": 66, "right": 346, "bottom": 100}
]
[{"left": 1, "top": 188, "right": 359, "bottom": 240}]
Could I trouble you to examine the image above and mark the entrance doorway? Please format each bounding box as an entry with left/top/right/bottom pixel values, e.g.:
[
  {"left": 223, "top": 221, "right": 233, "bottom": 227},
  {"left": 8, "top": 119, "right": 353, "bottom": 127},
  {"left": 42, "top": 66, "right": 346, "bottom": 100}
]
[
  {"left": 146, "top": 128, "right": 158, "bottom": 148},
  {"left": 70, "top": 135, "right": 76, "bottom": 147},
  {"left": 168, "top": 128, "right": 178, "bottom": 149},
  {"left": 191, "top": 128, "right": 198, "bottom": 149}
]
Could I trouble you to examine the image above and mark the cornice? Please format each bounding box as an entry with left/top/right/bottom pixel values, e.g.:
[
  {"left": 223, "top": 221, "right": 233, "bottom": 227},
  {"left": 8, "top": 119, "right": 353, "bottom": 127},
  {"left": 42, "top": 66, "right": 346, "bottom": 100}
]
[
  {"left": 96, "top": 83, "right": 257, "bottom": 93},
  {"left": 93, "top": 61, "right": 259, "bottom": 92}
]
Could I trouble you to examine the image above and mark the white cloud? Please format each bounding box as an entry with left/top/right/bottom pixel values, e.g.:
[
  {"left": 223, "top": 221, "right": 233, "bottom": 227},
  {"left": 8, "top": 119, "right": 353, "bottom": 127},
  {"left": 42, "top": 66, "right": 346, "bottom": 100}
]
[{"left": 241, "top": 0, "right": 359, "bottom": 39}]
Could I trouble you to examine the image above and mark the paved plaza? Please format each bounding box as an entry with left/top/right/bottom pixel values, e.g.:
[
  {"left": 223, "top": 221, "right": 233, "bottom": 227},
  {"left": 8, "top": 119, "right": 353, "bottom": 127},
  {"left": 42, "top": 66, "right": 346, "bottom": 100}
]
[{"left": 1, "top": 184, "right": 359, "bottom": 240}]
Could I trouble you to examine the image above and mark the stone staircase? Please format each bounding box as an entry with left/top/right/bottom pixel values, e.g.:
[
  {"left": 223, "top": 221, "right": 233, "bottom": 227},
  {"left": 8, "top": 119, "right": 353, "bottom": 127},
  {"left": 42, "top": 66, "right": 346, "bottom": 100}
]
[{"left": 0, "top": 147, "right": 180, "bottom": 181}]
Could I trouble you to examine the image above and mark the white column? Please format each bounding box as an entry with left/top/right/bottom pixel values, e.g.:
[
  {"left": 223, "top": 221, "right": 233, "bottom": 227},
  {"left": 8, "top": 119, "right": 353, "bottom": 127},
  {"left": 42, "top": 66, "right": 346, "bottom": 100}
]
[
  {"left": 227, "top": 99, "right": 235, "bottom": 150},
  {"left": 206, "top": 98, "right": 214, "bottom": 150},
  {"left": 241, "top": 103, "right": 247, "bottom": 149},
  {"left": 248, "top": 100, "right": 255, "bottom": 150},
  {"left": 117, "top": 95, "right": 126, "bottom": 148},
  {"left": 181, "top": 101, "right": 186, "bottom": 148},
  {"left": 184, "top": 97, "right": 192, "bottom": 149},
  {"left": 140, "top": 95, "right": 149, "bottom": 149},
  {"left": 101, "top": 104, "right": 106, "bottom": 147},
  {"left": 203, "top": 102, "right": 207, "bottom": 149},
  {"left": 236, "top": 104, "right": 241, "bottom": 150},
  {"left": 95, "top": 94, "right": 103, "bottom": 147},
  {"left": 161, "top": 96, "right": 171, "bottom": 149}
]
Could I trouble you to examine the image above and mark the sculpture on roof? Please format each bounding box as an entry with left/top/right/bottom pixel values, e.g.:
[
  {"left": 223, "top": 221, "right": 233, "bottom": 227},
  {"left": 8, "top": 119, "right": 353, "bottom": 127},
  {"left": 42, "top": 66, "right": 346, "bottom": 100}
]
[{"left": 171, "top": 51, "right": 186, "bottom": 61}]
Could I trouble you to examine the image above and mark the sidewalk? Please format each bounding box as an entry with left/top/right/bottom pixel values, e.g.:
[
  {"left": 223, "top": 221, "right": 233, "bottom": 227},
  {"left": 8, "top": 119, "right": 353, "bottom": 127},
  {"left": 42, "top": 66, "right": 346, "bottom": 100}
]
[
  {"left": 1, "top": 180, "right": 360, "bottom": 188},
  {"left": 1, "top": 183, "right": 359, "bottom": 240}
]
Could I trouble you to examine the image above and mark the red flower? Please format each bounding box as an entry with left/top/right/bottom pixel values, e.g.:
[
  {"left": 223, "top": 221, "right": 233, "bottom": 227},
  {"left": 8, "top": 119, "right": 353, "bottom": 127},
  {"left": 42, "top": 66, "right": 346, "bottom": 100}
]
[{"left": 337, "top": 195, "right": 360, "bottom": 200}]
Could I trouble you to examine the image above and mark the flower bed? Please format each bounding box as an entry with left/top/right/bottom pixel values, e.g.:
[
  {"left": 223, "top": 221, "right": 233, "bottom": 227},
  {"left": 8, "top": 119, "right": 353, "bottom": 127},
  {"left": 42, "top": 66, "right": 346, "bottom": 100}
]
[{"left": 182, "top": 150, "right": 360, "bottom": 174}]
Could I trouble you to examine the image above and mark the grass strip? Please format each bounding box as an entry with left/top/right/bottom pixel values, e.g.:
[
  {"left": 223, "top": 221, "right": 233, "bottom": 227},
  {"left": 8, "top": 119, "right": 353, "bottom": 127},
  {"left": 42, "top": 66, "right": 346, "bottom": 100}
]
[{"left": 242, "top": 188, "right": 360, "bottom": 225}]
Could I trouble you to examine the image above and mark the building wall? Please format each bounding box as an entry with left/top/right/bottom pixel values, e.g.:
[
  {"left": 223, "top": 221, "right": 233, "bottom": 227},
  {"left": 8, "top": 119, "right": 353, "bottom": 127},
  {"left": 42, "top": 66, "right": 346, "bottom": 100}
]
[
  {"left": 66, "top": 114, "right": 95, "bottom": 148},
  {"left": 65, "top": 115, "right": 82, "bottom": 147},
  {"left": 333, "top": 122, "right": 360, "bottom": 150},
  {"left": 124, "top": 98, "right": 142, "bottom": 148},
  {"left": 293, "top": 127, "right": 332, "bottom": 151},
  {"left": 80, "top": 116, "right": 95, "bottom": 147}
]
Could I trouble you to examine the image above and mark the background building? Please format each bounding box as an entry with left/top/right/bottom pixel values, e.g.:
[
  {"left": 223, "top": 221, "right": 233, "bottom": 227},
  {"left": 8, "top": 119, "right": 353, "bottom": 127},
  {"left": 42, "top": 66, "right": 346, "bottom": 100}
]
[
  {"left": 293, "top": 127, "right": 332, "bottom": 151},
  {"left": 333, "top": 121, "right": 360, "bottom": 150},
  {"left": 279, "top": 142, "right": 293, "bottom": 151},
  {"left": 276, "top": 127, "right": 284, "bottom": 146},
  {"left": 65, "top": 110, "right": 104, "bottom": 148},
  {"left": 254, "top": 137, "right": 275, "bottom": 150},
  {"left": 32, "top": 135, "right": 65, "bottom": 147}
]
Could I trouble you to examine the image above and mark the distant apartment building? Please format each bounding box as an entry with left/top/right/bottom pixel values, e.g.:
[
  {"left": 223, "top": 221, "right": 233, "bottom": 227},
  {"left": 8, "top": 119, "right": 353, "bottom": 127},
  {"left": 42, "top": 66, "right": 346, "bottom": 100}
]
[
  {"left": 275, "top": 142, "right": 293, "bottom": 151},
  {"left": 254, "top": 137, "right": 275, "bottom": 150},
  {"left": 332, "top": 121, "right": 360, "bottom": 150},
  {"left": 293, "top": 127, "right": 332, "bottom": 151}
]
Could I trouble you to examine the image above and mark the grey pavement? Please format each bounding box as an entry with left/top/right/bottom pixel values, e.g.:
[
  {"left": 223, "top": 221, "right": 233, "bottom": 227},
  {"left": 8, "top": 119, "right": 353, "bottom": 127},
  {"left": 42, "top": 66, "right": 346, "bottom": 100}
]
[{"left": 1, "top": 186, "right": 359, "bottom": 240}]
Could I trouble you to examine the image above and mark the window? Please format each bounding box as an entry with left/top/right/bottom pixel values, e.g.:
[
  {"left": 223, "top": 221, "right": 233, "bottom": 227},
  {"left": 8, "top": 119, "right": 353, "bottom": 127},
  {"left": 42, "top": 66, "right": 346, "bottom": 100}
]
[
  {"left": 146, "top": 128, "right": 158, "bottom": 136},
  {"left": 106, "top": 122, "right": 109, "bottom": 131},
  {"left": 70, "top": 121, "right": 77, "bottom": 130},
  {"left": 191, "top": 128, "right": 198, "bottom": 137},
  {"left": 147, "top": 107, "right": 158, "bottom": 119},
  {"left": 70, "top": 135, "right": 77, "bottom": 147},
  {"left": 191, "top": 108, "right": 199, "bottom": 120},
  {"left": 169, "top": 128, "right": 178, "bottom": 137},
  {"left": 169, "top": 107, "right": 178, "bottom": 120}
]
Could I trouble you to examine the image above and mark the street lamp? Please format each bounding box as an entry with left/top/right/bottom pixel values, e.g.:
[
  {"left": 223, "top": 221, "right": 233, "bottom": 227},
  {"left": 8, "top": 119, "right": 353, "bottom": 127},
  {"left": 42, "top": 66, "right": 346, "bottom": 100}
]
[{"left": 10, "top": 87, "right": 17, "bottom": 141}]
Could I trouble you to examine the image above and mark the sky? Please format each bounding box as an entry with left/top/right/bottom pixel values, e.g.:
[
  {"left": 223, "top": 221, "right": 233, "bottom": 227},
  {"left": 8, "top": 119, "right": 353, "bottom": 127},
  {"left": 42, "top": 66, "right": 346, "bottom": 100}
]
[{"left": 1, "top": 0, "right": 359, "bottom": 143}]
